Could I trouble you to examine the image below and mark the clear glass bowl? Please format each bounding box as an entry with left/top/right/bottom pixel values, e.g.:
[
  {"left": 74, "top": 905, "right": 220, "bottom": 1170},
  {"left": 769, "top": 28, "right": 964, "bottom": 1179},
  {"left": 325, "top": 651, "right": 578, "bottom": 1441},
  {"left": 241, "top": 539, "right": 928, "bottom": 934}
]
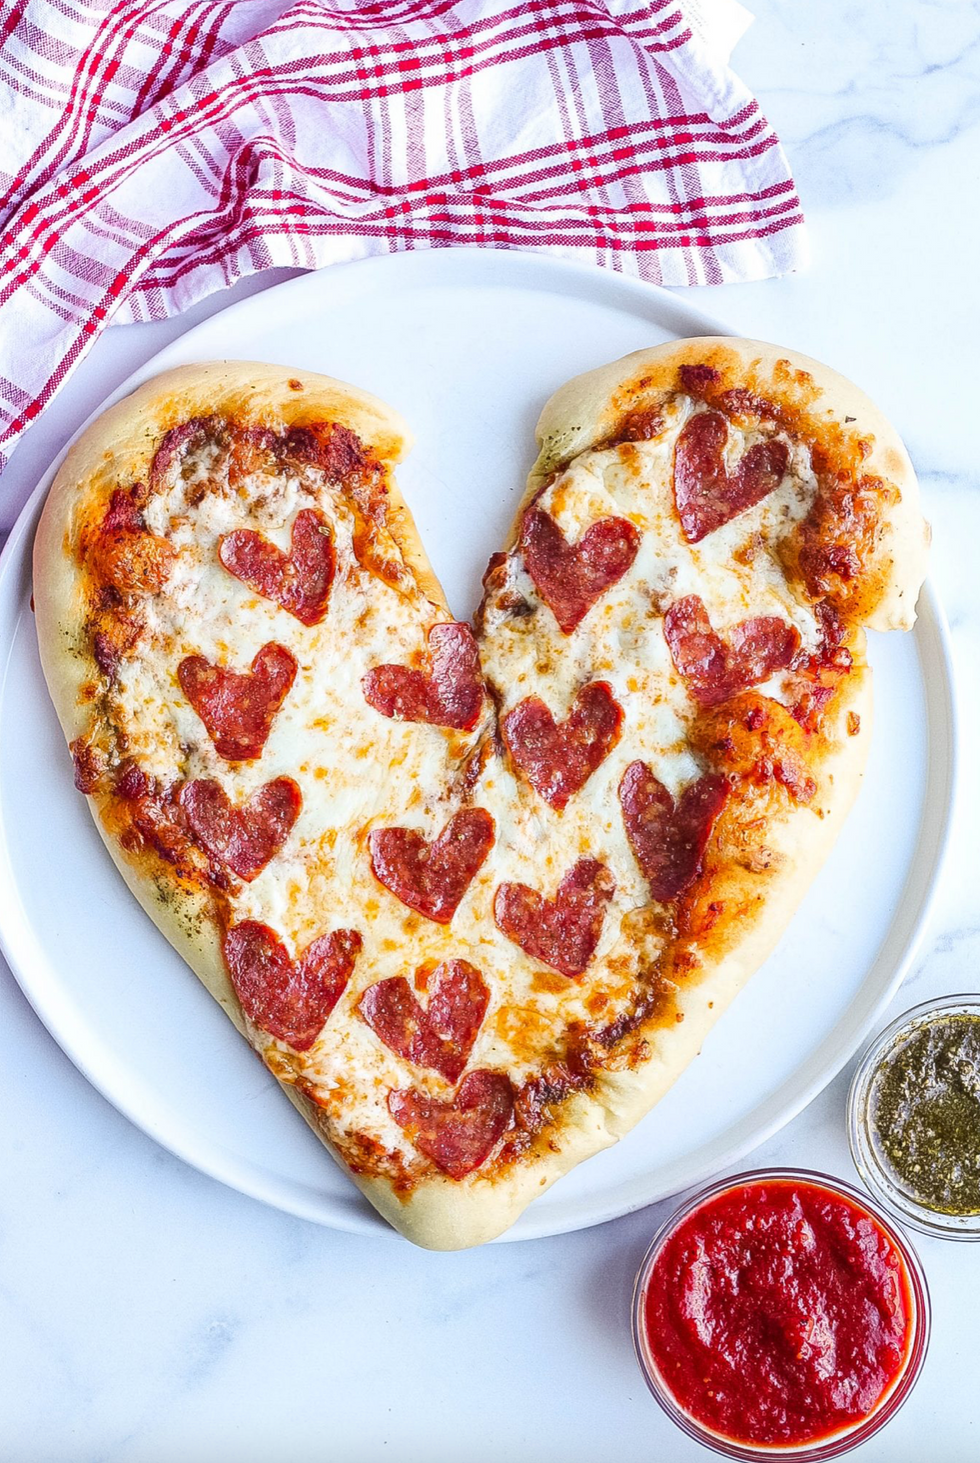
[
  {"left": 848, "top": 993, "right": 980, "bottom": 1239},
  {"left": 631, "top": 1168, "right": 930, "bottom": 1460}
]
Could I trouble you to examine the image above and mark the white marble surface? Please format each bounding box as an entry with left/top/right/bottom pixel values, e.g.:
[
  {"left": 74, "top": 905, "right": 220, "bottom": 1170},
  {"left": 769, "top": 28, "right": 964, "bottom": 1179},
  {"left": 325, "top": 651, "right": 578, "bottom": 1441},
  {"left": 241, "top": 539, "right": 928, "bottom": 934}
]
[{"left": 2, "top": 3, "right": 979, "bottom": 1459}]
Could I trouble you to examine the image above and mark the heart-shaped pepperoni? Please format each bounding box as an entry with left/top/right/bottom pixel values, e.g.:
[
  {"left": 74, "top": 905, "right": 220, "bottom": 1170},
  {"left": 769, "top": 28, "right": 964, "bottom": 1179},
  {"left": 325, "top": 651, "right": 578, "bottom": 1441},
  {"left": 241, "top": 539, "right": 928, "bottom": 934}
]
[
  {"left": 369, "top": 808, "right": 494, "bottom": 924},
  {"left": 520, "top": 508, "right": 640, "bottom": 633},
  {"left": 664, "top": 595, "right": 800, "bottom": 708},
  {"left": 494, "top": 858, "right": 614, "bottom": 978},
  {"left": 219, "top": 508, "right": 335, "bottom": 625},
  {"left": 224, "top": 920, "right": 361, "bottom": 1050},
  {"left": 181, "top": 776, "right": 301, "bottom": 881},
  {"left": 178, "top": 643, "right": 297, "bottom": 761},
  {"left": 388, "top": 1069, "right": 514, "bottom": 1180},
  {"left": 619, "top": 761, "right": 729, "bottom": 902},
  {"left": 502, "top": 682, "right": 623, "bottom": 810},
  {"left": 362, "top": 622, "right": 484, "bottom": 731},
  {"left": 674, "top": 410, "right": 789, "bottom": 542},
  {"left": 358, "top": 960, "right": 489, "bottom": 1083}
]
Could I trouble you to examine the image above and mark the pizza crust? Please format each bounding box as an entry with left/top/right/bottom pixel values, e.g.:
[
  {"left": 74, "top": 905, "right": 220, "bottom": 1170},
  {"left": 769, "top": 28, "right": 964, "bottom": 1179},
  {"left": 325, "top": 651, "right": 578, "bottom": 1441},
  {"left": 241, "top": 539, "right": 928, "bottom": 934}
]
[{"left": 32, "top": 348, "right": 921, "bottom": 1251}]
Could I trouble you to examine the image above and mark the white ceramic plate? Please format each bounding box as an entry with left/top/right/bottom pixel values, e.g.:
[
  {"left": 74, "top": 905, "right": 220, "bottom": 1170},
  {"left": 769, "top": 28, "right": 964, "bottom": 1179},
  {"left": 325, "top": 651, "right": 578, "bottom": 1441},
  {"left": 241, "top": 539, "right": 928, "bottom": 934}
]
[{"left": 0, "top": 249, "right": 956, "bottom": 1241}]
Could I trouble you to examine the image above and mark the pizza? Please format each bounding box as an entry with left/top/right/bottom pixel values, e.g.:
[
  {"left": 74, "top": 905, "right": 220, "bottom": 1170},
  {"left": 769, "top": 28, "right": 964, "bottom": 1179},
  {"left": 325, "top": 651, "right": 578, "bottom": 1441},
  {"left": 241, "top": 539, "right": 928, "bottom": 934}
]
[{"left": 32, "top": 343, "right": 928, "bottom": 1249}]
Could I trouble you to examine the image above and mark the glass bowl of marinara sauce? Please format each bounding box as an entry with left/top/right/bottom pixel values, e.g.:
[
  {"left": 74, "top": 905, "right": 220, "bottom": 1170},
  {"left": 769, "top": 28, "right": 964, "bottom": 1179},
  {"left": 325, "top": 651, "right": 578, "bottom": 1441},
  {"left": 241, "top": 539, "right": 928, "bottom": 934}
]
[{"left": 631, "top": 1169, "right": 930, "bottom": 1459}]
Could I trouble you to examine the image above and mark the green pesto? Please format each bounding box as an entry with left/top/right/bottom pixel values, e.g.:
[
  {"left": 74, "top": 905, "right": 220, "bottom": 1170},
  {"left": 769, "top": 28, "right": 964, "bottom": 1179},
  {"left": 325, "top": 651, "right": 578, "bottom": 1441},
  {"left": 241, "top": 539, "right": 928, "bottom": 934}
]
[{"left": 870, "top": 1012, "right": 980, "bottom": 1216}]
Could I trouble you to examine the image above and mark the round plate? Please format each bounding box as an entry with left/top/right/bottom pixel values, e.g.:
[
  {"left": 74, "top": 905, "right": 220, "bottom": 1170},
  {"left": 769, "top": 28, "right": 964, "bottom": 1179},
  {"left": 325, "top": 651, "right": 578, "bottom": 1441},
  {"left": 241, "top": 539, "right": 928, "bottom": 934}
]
[{"left": 0, "top": 249, "right": 957, "bottom": 1241}]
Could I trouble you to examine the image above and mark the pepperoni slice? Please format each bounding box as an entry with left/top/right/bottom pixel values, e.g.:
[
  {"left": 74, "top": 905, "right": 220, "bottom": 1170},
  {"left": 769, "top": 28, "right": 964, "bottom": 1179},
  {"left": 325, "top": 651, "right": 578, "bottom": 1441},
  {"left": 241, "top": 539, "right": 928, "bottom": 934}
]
[
  {"left": 116, "top": 776, "right": 205, "bottom": 881},
  {"left": 70, "top": 738, "right": 103, "bottom": 794},
  {"left": 787, "top": 604, "right": 853, "bottom": 732},
  {"left": 520, "top": 508, "right": 640, "bottom": 634},
  {"left": 619, "top": 761, "right": 729, "bottom": 902},
  {"left": 219, "top": 508, "right": 335, "bottom": 626},
  {"left": 691, "top": 695, "right": 817, "bottom": 805},
  {"left": 679, "top": 363, "right": 721, "bottom": 397},
  {"left": 178, "top": 643, "right": 297, "bottom": 761},
  {"left": 362, "top": 622, "right": 484, "bottom": 731},
  {"left": 102, "top": 488, "right": 143, "bottom": 534},
  {"left": 502, "top": 682, "right": 623, "bottom": 810},
  {"left": 227, "top": 424, "right": 280, "bottom": 489},
  {"left": 358, "top": 960, "right": 489, "bottom": 1083},
  {"left": 674, "top": 411, "right": 788, "bottom": 543},
  {"left": 664, "top": 595, "right": 800, "bottom": 708},
  {"left": 224, "top": 920, "right": 361, "bottom": 1050},
  {"left": 149, "top": 417, "right": 216, "bottom": 494},
  {"left": 619, "top": 407, "right": 664, "bottom": 441},
  {"left": 388, "top": 1070, "right": 514, "bottom": 1180},
  {"left": 369, "top": 808, "right": 494, "bottom": 924},
  {"left": 282, "top": 422, "right": 367, "bottom": 481},
  {"left": 180, "top": 776, "right": 301, "bottom": 881},
  {"left": 116, "top": 760, "right": 150, "bottom": 800},
  {"left": 494, "top": 859, "right": 614, "bottom": 978},
  {"left": 95, "top": 488, "right": 175, "bottom": 594}
]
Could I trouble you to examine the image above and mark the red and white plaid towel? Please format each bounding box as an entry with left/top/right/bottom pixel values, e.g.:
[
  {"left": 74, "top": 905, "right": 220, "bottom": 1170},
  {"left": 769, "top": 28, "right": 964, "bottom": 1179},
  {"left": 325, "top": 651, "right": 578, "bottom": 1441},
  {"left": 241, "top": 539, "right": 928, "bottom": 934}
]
[{"left": 0, "top": 0, "right": 806, "bottom": 476}]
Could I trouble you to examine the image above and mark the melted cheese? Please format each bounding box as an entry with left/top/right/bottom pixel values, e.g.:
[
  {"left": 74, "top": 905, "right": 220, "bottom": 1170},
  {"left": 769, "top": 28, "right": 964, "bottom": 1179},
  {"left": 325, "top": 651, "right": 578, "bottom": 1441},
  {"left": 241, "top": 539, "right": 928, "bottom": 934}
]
[{"left": 103, "top": 400, "right": 822, "bottom": 1166}]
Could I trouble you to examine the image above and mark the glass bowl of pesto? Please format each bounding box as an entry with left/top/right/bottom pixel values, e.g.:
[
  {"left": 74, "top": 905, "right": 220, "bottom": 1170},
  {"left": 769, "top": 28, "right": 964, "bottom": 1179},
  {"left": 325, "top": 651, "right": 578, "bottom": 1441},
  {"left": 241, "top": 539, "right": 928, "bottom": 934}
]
[{"left": 849, "top": 994, "right": 980, "bottom": 1239}]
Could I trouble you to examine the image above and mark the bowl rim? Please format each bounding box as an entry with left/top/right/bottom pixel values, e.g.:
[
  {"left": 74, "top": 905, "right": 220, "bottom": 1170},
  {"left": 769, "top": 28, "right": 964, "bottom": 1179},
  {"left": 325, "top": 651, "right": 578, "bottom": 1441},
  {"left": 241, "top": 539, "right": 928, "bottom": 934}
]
[
  {"left": 847, "top": 992, "right": 980, "bottom": 1239},
  {"left": 631, "top": 1166, "right": 931, "bottom": 1460}
]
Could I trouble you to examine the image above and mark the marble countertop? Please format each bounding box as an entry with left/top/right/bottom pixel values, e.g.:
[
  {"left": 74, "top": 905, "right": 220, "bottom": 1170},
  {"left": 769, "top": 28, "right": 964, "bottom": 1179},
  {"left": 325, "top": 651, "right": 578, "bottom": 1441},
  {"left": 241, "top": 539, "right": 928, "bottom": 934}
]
[{"left": 2, "top": 3, "right": 979, "bottom": 1459}]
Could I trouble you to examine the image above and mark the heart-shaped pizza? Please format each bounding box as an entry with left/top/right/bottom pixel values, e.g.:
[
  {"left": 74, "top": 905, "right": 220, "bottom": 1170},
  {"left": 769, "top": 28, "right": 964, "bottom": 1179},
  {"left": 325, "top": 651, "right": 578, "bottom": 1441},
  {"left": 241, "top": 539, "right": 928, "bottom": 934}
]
[{"left": 33, "top": 341, "right": 928, "bottom": 1248}]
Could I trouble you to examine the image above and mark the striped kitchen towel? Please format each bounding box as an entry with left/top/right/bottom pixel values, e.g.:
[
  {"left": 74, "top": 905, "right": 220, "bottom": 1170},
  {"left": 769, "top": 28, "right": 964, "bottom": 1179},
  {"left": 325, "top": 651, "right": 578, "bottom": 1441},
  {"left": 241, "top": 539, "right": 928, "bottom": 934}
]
[{"left": 0, "top": 0, "right": 806, "bottom": 473}]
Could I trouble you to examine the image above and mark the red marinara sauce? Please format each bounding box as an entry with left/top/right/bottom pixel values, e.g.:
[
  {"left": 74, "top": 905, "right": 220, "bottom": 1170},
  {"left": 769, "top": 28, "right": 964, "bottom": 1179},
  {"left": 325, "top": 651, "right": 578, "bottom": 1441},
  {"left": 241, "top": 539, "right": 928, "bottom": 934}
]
[{"left": 641, "top": 1178, "right": 915, "bottom": 1449}]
